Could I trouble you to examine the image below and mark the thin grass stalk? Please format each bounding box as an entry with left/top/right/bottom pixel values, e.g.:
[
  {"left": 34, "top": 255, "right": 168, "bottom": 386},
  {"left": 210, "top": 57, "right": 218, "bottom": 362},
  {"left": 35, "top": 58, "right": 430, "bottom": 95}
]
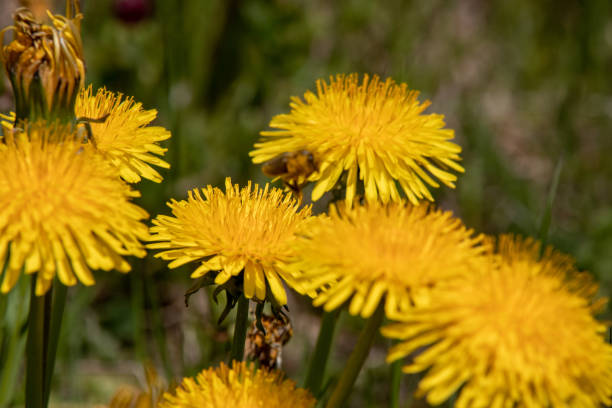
[
  {"left": 158, "top": 0, "right": 185, "bottom": 183},
  {"left": 144, "top": 268, "right": 174, "bottom": 380},
  {"left": 325, "top": 303, "right": 385, "bottom": 408},
  {"left": 304, "top": 309, "right": 340, "bottom": 396},
  {"left": 230, "top": 294, "right": 249, "bottom": 362},
  {"left": 538, "top": 157, "right": 563, "bottom": 251}
]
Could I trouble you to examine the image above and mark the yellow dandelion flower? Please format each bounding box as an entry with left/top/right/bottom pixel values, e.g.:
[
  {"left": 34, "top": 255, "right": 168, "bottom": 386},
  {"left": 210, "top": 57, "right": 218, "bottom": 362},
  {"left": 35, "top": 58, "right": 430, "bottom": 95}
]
[
  {"left": 495, "top": 235, "right": 604, "bottom": 308},
  {"left": 382, "top": 235, "right": 612, "bottom": 408},
  {"left": 158, "top": 361, "right": 315, "bottom": 408},
  {"left": 0, "top": 85, "right": 171, "bottom": 183},
  {"left": 250, "top": 73, "right": 463, "bottom": 206},
  {"left": 287, "top": 202, "right": 486, "bottom": 318},
  {"left": 148, "top": 178, "right": 312, "bottom": 306},
  {"left": 75, "top": 86, "right": 171, "bottom": 183},
  {"left": 106, "top": 365, "right": 167, "bottom": 408},
  {"left": 0, "top": 126, "right": 149, "bottom": 296}
]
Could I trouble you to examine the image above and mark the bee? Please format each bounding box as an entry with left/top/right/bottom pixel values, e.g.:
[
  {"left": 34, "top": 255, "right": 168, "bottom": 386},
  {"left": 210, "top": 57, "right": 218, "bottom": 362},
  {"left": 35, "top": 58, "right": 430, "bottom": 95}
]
[
  {"left": 261, "top": 150, "right": 316, "bottom": 199},
  {"left": 245, "top": 313, "right": 293, "bottom": 369}
]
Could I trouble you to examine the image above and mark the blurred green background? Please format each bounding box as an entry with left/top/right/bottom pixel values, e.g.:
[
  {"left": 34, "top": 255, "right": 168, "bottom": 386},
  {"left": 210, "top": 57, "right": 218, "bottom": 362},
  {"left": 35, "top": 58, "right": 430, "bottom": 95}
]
[{"left": 1, "top": 0, "right": 611, "bottom": 406}]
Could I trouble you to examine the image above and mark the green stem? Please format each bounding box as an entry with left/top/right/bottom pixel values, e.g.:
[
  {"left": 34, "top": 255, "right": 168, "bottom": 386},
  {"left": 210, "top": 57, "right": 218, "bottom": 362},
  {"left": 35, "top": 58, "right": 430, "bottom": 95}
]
[
  {"left": 390, "top": 359, "right": 402, "bottom": 408},
  {"left": 25, "top": 279, "right": 45, "bottom": 408},
  {"left": 0, "top": 283, "right": 7, "bottom": 354},
  {"left": 326, "top": 303, "right": 385, "bottom": 408},
  {"left": 230, "top": 295, "right": 249, "bottom": 362},
  {"left": 43, "top": 283, "right": 68, "bottom": 407},
  {"left": 0, "top": 274, "right": 29, "bottom": 406},
  {"left": 304, "top": 309, "right": 340, "bottom": 395}
]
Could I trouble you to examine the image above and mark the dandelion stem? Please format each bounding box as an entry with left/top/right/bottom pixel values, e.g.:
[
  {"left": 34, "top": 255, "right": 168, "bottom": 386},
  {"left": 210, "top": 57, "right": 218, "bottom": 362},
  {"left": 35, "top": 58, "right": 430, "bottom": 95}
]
[
  {"left": 230, "top": 294, "right": 249, "bottom": 362},
  {"left": 43, "top": 282, "right": 68, "bottom": 407},
  {"left": 304, "top": 309, "right": 340, "bottom": 396},
  {"left": 390, "top": 358, "right": 402, "bottom": 408},
  {"left": 326, "top": 303, "right": 385, "bottom": 408},
  {"left": 0, "top": 275, "right": 29, "bottom": 406},
  {"left": 25, "top": 278, "right": 45, "bottom": 408}
]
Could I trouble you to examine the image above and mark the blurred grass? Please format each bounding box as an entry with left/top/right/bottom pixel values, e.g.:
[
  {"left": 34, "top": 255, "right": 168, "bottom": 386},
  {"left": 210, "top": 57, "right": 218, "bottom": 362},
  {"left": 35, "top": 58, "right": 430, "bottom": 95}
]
[{"left": 0, "top": 0, "right": 611, "bottom": 406}]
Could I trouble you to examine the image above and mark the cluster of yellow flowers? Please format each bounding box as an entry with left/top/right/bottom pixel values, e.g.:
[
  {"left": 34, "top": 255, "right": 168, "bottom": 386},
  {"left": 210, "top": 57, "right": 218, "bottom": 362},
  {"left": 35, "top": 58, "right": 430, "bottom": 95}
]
[
  {"left": 147, "top": 73, "right": 612, "bottom": 407},
  {"left": 2, "top": 2, "right": 610, "bottom": 407},
  {"left": 0, "top": 5, "right": 169, "bottom": 295}
]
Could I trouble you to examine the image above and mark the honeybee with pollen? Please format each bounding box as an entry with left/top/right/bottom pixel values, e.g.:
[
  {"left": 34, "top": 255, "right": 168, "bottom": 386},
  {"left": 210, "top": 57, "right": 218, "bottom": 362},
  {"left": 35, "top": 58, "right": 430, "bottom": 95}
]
[{"left": 261, "top": 150, "right": 317, "bottom": 200}]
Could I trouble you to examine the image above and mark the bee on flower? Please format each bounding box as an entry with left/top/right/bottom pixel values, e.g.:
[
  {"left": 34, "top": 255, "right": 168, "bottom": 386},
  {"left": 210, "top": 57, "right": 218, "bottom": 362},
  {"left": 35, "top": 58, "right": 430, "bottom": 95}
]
[
  {"left": 251, "top": 74, "right": 464, "bottom": 207},
  {"left": 261, "top": 149, "right": 317, "bottom": 200}
]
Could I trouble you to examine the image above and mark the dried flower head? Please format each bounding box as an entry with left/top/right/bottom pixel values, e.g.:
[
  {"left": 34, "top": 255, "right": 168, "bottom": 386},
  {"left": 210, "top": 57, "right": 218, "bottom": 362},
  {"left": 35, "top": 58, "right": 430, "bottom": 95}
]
[{"left": 0, "top": 1, "right": 84, "bottom": 123}]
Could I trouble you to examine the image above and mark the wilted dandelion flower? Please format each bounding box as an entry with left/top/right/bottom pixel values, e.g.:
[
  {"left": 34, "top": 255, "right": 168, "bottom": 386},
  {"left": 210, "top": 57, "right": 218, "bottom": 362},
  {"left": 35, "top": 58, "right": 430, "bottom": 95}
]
[
  {"left": 287, "top": 202, "right": 486, "bottom": 318},
  {"left": 0, "top": 126, "right": 149, "bottom": 295},
  {"left": 250, "top": 73, "right": 463, "bottom": 206},
  {"left": 148, "top": 178, "right": 312, "bottom": 306},
  {"left": 158, "top": 361, "right": 315, "bottom": 408},
  {"left": 382, "top": 235, "right": 612, "bottom": 408},
  {"left": 75, "top": 86, "right": 171, "bottom": 183},
  {"left": 0, "top": 4, "right": 84, "bottom": 123}
]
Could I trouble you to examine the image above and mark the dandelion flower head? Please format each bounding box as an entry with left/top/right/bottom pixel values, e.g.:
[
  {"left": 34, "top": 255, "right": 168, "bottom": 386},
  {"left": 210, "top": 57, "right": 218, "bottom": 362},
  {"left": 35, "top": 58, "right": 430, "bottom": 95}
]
[
  {"left": 159, "top": 361, "right": 315, "bottom": 408},
  {"left": 382, "top": 235, "right": 612, "bottom": 408},
  {"left": 250, "top": 73, "right": 463, "bottom": 206},
  {"left": 0, "top": 126, "right": 149, "bottom": 295},
  {"left": 75, "top": 86, "right": 171, "bottom": 183},
  {"left": 148, "top": 178, "right": 312, "bottom": 306},
  {"left": 496, "top": 234, "right": 603, "bottom": 308},
  {"left": 107, "top": 365, "right": 167, "bottom": 408},
  {"left": 287, "top": 202, "right": 486, "bottom": 318},
  {"left": 0, "top": 85, "right": 171, "bottom": 183}
]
